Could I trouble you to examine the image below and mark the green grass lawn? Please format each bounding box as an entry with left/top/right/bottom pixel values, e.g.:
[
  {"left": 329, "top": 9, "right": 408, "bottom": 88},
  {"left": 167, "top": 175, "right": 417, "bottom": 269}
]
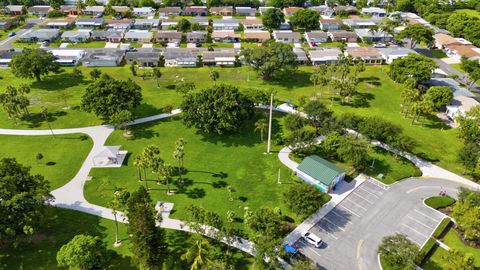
[
  {"left": 84, "top": 113, "right": 301, "bottom": 225},
  {"left": 425, "top": 196, "right": 456, "bottom": 209},
  {"left": 0, "top": 133, "right": 92, "bottom": 190},
  {"left": 422, "top": 244, "right": 448, "bottom": 270},
  {"left": 12, "top": 40, "right": 41, "bottom": 49},
  {"left": 430, "top": 49, "right": 448, "bottom": 59},
  {"left": 67, "top": 41, "right": 106, "bottom": 48},
  {"left": 0, "top": 207, "right": 253, "bottom": 270}
]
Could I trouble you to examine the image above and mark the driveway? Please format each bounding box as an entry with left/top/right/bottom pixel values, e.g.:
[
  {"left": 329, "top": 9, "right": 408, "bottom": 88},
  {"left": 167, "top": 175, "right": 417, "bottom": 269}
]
[{"left": 295, "top": 177, "right": 460, "bottom": 270}]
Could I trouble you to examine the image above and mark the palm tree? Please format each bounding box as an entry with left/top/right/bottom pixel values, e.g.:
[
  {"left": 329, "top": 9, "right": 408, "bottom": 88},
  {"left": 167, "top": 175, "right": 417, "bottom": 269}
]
[
  {"left": 141, "top": 145, "right": 161, "bottom": 189},
  {"left": 209, "top": 70, "right": 219, "bottom": 84},
  {"left": 108, "top": 188, "right": 127, "bottom": 247},
  {"left": 227, "top": 185, "right": 235, "bottom": 201},
  {"left": 161, "top": 164, "right": 174, "bottom": 194},
  {"left": 368, "top": 24, "right": 379, "bottom": 43},
  {"left": 254, "top": 118, "right": 268, "bottom": 141},
  {"left": 181, "top": 235, "right": 211, "bottom": 270},
  {"left": 174, "top": 138, "right": 186, "bottom": 173},
  {"left": 133, "top": 155, "right": 143, "bottom": 182},
  {"left": 153, "top": 68, "right": 162, "bottom": 87},
  {"left": 75, "top": 0, "right": 85, "bottom": 15}
]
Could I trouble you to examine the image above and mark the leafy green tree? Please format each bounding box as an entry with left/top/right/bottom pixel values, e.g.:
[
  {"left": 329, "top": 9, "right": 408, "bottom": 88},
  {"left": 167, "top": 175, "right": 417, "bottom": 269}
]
[
  {"left": 358, "top": 116, "right": 402, "bottom": 143},
  {"left": 241, "top": 41, "right": 297, "bottom": 80},
  {"left": 47, "top": 9, "right": 65, "bottom": 18},
  {"left": 458, "top": 143, "right": 480, "bottom": 175},
  {"left": 177, "top": 18, "right": 191, "bottom": 32},
  {"left": 262, "top": 8, "right": 284, "bottom": 30},
  {"left": 424, "top": 86, "right": 453, "bottom": 110},
  {"left": 283, "top": 182, "right": 328, "bottom": 218},
  {"left": 110, "top": 109, "right": 134, "bottom": 134},
  {"left": 176, "top": 81, "right": 196, "bottom": 96},
  {"left": 321, "top": 131, "right": 343, "bottom": 159},
  {"left": 245, "top": 207, "right": 285, "bottom": 239},
  {"left": 310, "top": 65, "right": 330, "bottom": 97},
  {"left": 209, "top": 70, "right": 220, "bottom": 84},
  {"left": 396, "top": 23, "right": 434, "bottom": 49},
  {"left": 291, "top": 259, "right": 318, "bottom": 270},
  {"left": 56, "top": 234, "right": 108, "bottom": 270},
  {"left": 303, "top": 100, "right": 333, "bottom": 134},
  {"left": 460, "top": 58, "right": 480, "bottom": 89},
  {"left": 126, "top": 186, "right": 168, "bottom": 270},
  {"left": 447, "top": 12, "right": 480, "bottom": 47},
  {"left": 289, "top": 9, "right": 320, "bottom": 31},
  {"left": 388, "top": 54, "right": 437, "bottom": 85},
  {"left": 443, "top": 249, "right": 476, "bottom": 270},
  {"left": 0, "top": 84, "right": 31, "bottom": 120},
  {"left": 452, "top": 189, "right": 480, "bottom": 241},
  {"left": 181, "top": 84, "right": 255, "bottom": 134},
  {"left": 0, "top": 158, "right": 51, "bottom": 243},
  {"left": 181, "top": 234, "right": 213, "bottom": 270},
  {"left": 152, "top": 68, "right": 162, "bottom": 87},
  {"left": 337, "top": 134, "right": 370, "bottom": 170},
  {"left": 378, "top": 233, "right": 419, "bottom": 270},
  {"left": 89, "top": 68, "right": 102, "bottom": 81},
  {"left": 85, "top": 0, "right": 97, "bottom": 5},
  {"left": 284, "top": 113, "right": 306, "bottom": 132},
  {"left": 10, "top": 48, "right": 59, "bottom": 82},
  {"left": 288, "top": 127, "right": 317, "bottom": 154},
  {"left": 457, "top": 105, "right": 480, "bottom": 145},
  {"left": 81, "top": 74, "right": 142, "bottom": 120}
]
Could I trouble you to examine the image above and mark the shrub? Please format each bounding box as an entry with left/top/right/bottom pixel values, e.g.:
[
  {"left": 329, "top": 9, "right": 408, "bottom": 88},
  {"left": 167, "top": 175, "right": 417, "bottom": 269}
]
[{"left": 432, "top": 218, "right": 452, "bottom": 239}]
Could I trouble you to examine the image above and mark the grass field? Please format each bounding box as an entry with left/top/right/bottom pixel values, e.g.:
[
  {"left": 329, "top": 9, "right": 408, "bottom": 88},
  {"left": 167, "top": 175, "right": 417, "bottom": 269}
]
[
  {"left": 424, "top": 196, "right": 456, "bottom": 209},
  {"left": 0, "top": 207, "right": 253, "bottom": 270},
  {"left": 0, "top": 133, "right": 92, "bottom": 190},
  {"left": 0, "top": 65, "right": 466, "bottom": 175},
  {"left": 430, "top": 49, "right": 448, "bottom": 59},
  {"left": 84, "top": 113, "right": 301, "bottom": 225},
  {"left": 68, "top": 41, "right": 106, "bottom": 48}
]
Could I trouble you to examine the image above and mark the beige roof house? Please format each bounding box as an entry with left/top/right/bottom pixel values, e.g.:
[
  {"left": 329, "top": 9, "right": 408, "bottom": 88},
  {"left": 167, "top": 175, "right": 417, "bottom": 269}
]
[
  {"left": 244, "top": 30, "right": 270, "bottom": 42},
  {"left": 345, "top": 47, "right": 383, "bottom": 64}
]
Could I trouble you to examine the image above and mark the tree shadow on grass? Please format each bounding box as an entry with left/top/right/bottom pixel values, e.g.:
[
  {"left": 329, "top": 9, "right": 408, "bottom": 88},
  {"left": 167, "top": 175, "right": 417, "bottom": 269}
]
[
  {"left": 31, "top": 74, "right": 92, "bottom": 91},
  {"left": 359, "top": 76, "right": 382, "bottom": 86},
  {"left": 420, "top": 114, "right": 452, "bottom": 130},
  {"left": 22, "top": 110, "right": 68, "bottom": 128},
  {"left": 185, "top": 187, "right": 206, "bottom": 199},
  {"left": 342, "top": 92, "right": 374, "bottom": 108},
  {"left": 267, "top": 70, "right": 312, "bottom": 89}
]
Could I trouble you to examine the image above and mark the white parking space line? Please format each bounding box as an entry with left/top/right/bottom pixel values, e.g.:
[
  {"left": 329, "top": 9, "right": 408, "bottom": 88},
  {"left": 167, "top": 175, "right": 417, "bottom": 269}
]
[
  {"left": 330, "top": 210, "right": 353, "bottom": 224},
  {"left": 345, "top": 197, "right": 368, "bottom": 211},
  {"left": 314, "top": 226, "right": 339, "bottom": 240},
  {"left": 305, "top": 246, "right": 323, "bottom": 257},
  {"left": 338, "top": 204, "right": 361, "bottom": 217},
  {"left": 358, "top": 186, "right": 381, "bottom": 198},
  {"left": 396, "top": 231, "right": 422, "bottom": 246},
  {"left": 414, "top": 209, "right": 441, "bottom": 222},
  {"left": 350, "top": 191, "right": 374, "bottom": 204},
  {"left": 401, "top": 223, "right": 428, "bottom": 238},
  {"left": 323, "top": 217, "right": 346, "bottom": 232},
  {"left": 407, "top": 215, "right": 434, "bottom": 230}
]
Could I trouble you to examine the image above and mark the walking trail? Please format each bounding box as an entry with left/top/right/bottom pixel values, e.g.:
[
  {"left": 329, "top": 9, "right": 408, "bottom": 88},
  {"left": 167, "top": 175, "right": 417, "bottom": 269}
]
[{"left": 1, "top": 105, "right": 479, "bottom": 258}]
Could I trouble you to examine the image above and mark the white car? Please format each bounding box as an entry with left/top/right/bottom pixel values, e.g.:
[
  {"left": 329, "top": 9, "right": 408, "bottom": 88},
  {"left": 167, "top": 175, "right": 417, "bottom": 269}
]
[{"left": 302, "top": 232, "right": 323, "bottom": 248}]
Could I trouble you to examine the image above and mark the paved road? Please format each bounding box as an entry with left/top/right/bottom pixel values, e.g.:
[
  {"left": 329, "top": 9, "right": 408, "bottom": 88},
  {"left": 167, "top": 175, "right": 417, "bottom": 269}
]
[
  {"left": 0, "top": 24, "right": 36, "bottom": 50},
  {"left": 296, "top": 177, "right": 463, "bottom": 270}
]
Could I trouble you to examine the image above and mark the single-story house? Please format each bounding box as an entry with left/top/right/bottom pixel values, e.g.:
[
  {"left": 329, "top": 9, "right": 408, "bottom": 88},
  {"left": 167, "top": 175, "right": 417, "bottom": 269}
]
[
  {"left": 27, "top": 5, "right": 52, "bottom": 16},
  {"left": 202, "top": 49, "right": 236, "bottom": 66},
  {"left": 61, "top": 30, "right": 91, "bottom": 43},
  {"left": 444, "top": 44, "right": 480, "bottom": 59},
  {"left": 333, "top": 6, "right": 357, "bottom": 16},
  {"left": 19, "top": 29, "right": 60, "bottom": 42},
  {"left": 294, "top": 48, "right": 308, "bottom": 64},
  {"left": 212, "top": 18, "right": 240, "bottom": 30},
  {"left": 189, "top": 17, "right": 209, "bottom": 29},
  {"left": 6, "top": 5, "right": 24, "bottom": 16},
  {"left": 163, "top": 48, "right": 198, "bottom": 67},
  {"left": 183, "top": 6, "right": 208, "bottom": 16},
  {"left": 75, "top": 18, "right": 104, "bottom": 29},
  {"left": 320, "top": 19, "right": 342, "bottom": 31},
  {"left": 209, "top": 6, "right": 233, "bottom": 16},
  {"left": 105, "top": 19, "right": 133, "bottom": 30},
  {"left": 83, "top": 6, "right": 105, "bottom": 16},
  {"left": 305, "top": 31, "right": 329, "bottom": 46},
  {"left": 242, "top": 18, "right": 263, "bottom": 30},
  {"left": 160, "top": 18, "right": 179, "bottom": 29},
  {"left": 354, "top": 28, "right": 393, "bottom": 43},
  {"left": 91, "top": 30, "right": 124, "bottom": 43},
  {"left": 40, "top": 17, "right": 76, "bottom": 29},
  {"left": 156, "top": 30, "right": 182, "bottom": 43},
  {"left": 342, "top": 18, "right": 381, "bottom": 29},
  {"left": 124, "top": 30, "right": 152, "bottom": 43},
  {"left": 424, "top": 78, "right": 476, "bottom": 98},
  {"left": 0, "top": 19, "right": 12, "bottom": 31},
  {"left": 328, "top": 30, "right": 358, "bottom": 42},
  {"left": 0, "top": 50, "right": 22, "bottom": 66},
  {"left": 111, "top": 6, "right": 130, "bottom": 14},
  {"left": 296, "top": 155, "right": 345, "bottom": 193},
  {"left": 133, "top": 7, "right": 155, "bottom": 17},
  {"left": 235, "top": 6, "right": 256, "bottom": 16},
  {"left": 82, "top": 50, "right": 125, "bottom": 67},
  {"left": 243, "top": 30, "right": 270, "bottom": 42},
  {"left": 60, "top": 5, "right": 79, "bottom": 16},
  {"left": 345, "top": 47, "right": 383, "bottom": 64},
  {"left": 446, "top": 95, "right": 480, "bottom": 122},
  {"left": 49, "top": 49, "right": 85, "bottom": 65},
  {"left": 309, "top": 5, "right": 334, "bottom": 17},
  {"left": 186, "top": 31, "right": 207, "bottom": 43},
  {"left": 132, "top": 19, "right": 160, "bottom": 30},
  {"left": 273, "top": 31, "right": 301, "bottom": 43},
  {"left": 279, "top": 21, "right": 292, "bottom": 30},
  {"left": 309, "top": 47, "right": 342, "bottom": 65},
  {"left": 158, "top": 7, "right": 182, "bottom": 17},
  {"left": 259, "top": 6, "right": 274, "bottom": 15},
  {"left": 125, "top": 49, "right": 161, "bottom": 67},
  {"left": 283, "top": 7, "right": 301, "bottom": 16},
  {"left": 433, "top": 33, "right": 461, "bottom": 49},
  {"left": 361, "top": 7, "right": 387, "bottom": 17},
  {"left": 211, "top": 30, "right": 240, "bottom": 43},
  {"left": 378, "top": 47, "right": 417, "bottom": 64}
]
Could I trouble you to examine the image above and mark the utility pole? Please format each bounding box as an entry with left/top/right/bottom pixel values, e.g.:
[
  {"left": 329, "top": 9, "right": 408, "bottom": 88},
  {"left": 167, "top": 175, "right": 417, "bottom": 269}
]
[{"left": 267, "top": 93, "right": 273, "bottom": 153}]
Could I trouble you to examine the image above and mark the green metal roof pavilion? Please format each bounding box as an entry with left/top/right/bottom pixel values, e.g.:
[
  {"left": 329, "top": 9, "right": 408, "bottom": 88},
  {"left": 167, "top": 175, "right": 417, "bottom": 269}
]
[{"left": 297, "top": 155, "right": 345, "bottom": 186}]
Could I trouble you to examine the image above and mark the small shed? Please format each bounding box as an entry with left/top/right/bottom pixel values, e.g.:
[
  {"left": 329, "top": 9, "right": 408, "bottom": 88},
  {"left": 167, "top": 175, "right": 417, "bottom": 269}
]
[{"left": 296, "top": 155, "right": 345, "bottom": 193}]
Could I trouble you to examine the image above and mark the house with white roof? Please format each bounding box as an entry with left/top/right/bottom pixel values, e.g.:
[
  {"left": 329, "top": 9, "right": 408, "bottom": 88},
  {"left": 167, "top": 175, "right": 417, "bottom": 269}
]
[
  {"left": 361, "top": 7, "right": 387, "bottom": 17},
  {"left": 76, "top": 18, "right": 104, "bottom": 29},
  {"left": 446, "top": 96, "right": 480, "bottom": 123},
  {"left": 378, "top": 47, "right": 416, "bottom": 64},
  {"left": 49, "top": 49, "right": 85, "bottom": 66},
  {"left": 133, "top": 7, "right": 155, "bottom": 17},
  {"left": 273, "top": 31, "right": 301, "bottom": 43},
  {"left": 212, "top": 19, "right": 240, "bottom": 30},
  {"left": 61, "top": 30, "right": 91, "bottom": 43},
  {"left": 124, "top": 30, "right": 153, "bottom": 43},
  {"left": 343, "top": 18, "right": 381, "bottom": 29},
  {"left": 235, "top": 7, "right": 256, "bottom": 16},
  {"left": 309, "top": 48, "right": 342, "bottom": 65}
]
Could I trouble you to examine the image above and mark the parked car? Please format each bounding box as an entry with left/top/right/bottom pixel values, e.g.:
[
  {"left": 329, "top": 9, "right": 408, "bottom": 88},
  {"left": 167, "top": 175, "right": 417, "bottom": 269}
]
[
  {"left": 302, "top": 232, "right": 323, "bottom": 248},
  {"left": 8, "top": 32, "right": 15, "bottom": 37},
  {"left": 374, "top": 43, "right": 387, "bottom": 48}
]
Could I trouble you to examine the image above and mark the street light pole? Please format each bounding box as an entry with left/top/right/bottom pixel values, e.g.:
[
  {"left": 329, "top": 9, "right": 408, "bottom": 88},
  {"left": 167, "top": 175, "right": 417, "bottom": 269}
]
[{"left": 267, "top": 93, "right": 273, "bottom": 153}]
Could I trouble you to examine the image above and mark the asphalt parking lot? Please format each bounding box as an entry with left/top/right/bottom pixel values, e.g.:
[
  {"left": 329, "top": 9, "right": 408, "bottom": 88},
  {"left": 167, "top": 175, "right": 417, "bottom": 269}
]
[{"left": 295, "top": 178, "right": 447, "bottom": 270}]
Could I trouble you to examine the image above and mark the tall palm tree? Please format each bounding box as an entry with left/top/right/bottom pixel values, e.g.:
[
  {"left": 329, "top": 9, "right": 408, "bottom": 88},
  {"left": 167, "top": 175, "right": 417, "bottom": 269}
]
[
  {"left": 133, "top": 155, "right": 143, "bottom": 182},
  {"left": 254, "top": 118, "right": 268, "bottom": 141},
  {"left": 161, "top": 164, "right": 174, "bottom": 194}
]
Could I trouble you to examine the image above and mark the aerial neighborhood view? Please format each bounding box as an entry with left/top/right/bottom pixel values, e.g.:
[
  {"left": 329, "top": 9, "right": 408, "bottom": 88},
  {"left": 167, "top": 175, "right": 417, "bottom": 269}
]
[{"left": 1, "top": 0, "right": 480, "bottom": 268}]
